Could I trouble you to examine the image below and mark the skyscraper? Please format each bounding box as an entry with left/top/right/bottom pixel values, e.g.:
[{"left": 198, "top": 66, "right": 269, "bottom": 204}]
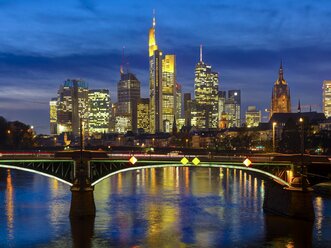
[
  {"left": 162, "top": 54, "right": 176, "bottom": 132},
  {"left": 49, "top": 98, "right": 57, "bottom": 135},
  {"left": 88, "top": 89, "right": 111, "bottom": 135},
  {"left": 149, "top": 13, "right": 163, "bottom": 133},
  {"left": 56, "top": 79, "right": 89, "bottom": 136},
  {"left": 228, "top": 90, "right": 241, "bottom": 127},
  {"left": 194, "top": 45, "right": 219, "bottom": 129},
  {"left": 322, "top": 80, "right": 331, "bottom": 118},
  {"left": 137, "top": 98, "right": 150, "bottom": 132},
  {"left": 271, "top": 61, "right": 291, "bottom": 117},
  {"left": 117, "top": 72, "right": 140, "bottom": 132},
  {"left": 176, "top": 82, "right": 182, "bottom": 119}
]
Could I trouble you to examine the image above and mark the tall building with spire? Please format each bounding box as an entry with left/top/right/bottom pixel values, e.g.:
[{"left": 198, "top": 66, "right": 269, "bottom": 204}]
[
  {"left": 270, "top": 61, "right": 291, "bottom": 117},
  {"left": 149, "top": 12, "right": 163, "bottom": 133},
  {"left": 194, "top": 45, "right": 219, "bottom": 129}
]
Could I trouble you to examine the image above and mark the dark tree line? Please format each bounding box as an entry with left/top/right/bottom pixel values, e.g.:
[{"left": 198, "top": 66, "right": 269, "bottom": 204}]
[{"left": 0, "top": 116, "right": 35, "bottom": 149}]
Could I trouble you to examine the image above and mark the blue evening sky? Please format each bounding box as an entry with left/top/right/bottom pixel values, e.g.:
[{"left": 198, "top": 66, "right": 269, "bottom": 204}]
[{"left": 0, "top": 0, "right": 330, "bottom": 134}]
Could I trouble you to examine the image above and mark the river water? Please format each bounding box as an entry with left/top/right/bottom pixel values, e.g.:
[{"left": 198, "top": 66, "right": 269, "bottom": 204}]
[{"left": 0, "top": 167, "right": 330, "bottom": 247}]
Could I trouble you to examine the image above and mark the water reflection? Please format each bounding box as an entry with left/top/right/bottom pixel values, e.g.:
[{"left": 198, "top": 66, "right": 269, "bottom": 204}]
[
  {"left": 6, "top": 169, "right": 14, "bottom": 241},
  {"left": 0, "top": 167, "right": 330, "bottom": 247},
  {"left": 70, "top": 217, "right": 95, "bottom": 248},
  {"left": 264, "top": 215, "right": 313, "bottom": 247}
]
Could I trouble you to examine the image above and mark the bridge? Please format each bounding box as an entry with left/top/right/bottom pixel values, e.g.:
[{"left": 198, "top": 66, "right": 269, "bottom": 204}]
[{"left": 0, "top": 150, "right": 315, "bottom": 220}]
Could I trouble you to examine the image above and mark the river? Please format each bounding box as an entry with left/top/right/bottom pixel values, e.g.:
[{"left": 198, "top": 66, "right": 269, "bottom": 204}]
[{"left": 0, "top": 167, "right": 330, "bottom": 247}]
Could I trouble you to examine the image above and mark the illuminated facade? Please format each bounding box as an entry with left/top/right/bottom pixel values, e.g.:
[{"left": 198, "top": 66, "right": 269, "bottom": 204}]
[
  {"left": 194, "top": 46, "right": 219, "bottom": 129},
  {"left": 162, "top": 54, "right": 176, "bottom": 132},
  {"left": 88, "top": 89, "right": 111, "bottom": 135},
  {"left": 137, "top": 98, "right": 150, "bottom": 132},
  {"left": 176, "top": 83, "right": 182, "bottom": 119},
  {"left": 149, "top": 14, "right": 163, "bottom": 133},
  {"left": 56, "top": 79, "right": 89, "bottom": 136},
  {"left": 115, "top": 116, "right": 131, "bottom": 134},
  {"left": 245, "top": 106, "right": 261, "bottom": 128},
  {"left": 323, "top": 80, "right": 331, "bottom": 118},
  {"left": 49, "top": 98, "right": 57, "bottom": 135},
  {"left": 271, "top": 61, "right": 291, "bottom": 117},
  {"left": 218, "top": 91, "right": 226, "bottom": 128},
  {"left": 117, "top": 72, "right": 140, "bottom": 132},
  {"left": 228, "top": 90, "right": 241, "bottom": 127}
]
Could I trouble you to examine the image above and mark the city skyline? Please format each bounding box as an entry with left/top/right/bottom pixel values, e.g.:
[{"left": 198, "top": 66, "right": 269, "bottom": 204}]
[{"left": 1, "top": 1, "right": 331, "bottom": 134}]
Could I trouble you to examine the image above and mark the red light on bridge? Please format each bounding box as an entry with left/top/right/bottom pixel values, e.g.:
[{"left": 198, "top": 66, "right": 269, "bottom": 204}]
[{"left": 243, "top": 158, "right": 252, "bottom": 167}]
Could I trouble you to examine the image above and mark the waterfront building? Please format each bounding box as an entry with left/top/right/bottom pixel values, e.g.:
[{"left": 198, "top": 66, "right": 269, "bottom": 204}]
[
  {"left": 117, "top": 72, "right": 140, "bottom": 132},
  {"left": 245, "top": 106, "right": 261, "bottom": 128},
  {"left": 137, "top": 98, "right": 150, "bottom": 132},
  {"left": 56, "top": 79, "right": 89, "bottom": 136},
  {"left": 49, "top": 98, "right": 57, "bottom": 135},
  {"left": 194, "top": 45, "right": 219, "bottom": 129},
  {"left": 322, "top": 80, "right": 331, "bottom": 118},
  {"left": 149, "top": 13, "right": 163, "bottom": 133},
  {"left": 270, "top": 61, "right": 291, "bottom": 117},
  {"left": 88, "top": 89, "right": 111, "bottom": 135},
  {"left": 162, "top": 54, "right": 176, "bottom": 132}
]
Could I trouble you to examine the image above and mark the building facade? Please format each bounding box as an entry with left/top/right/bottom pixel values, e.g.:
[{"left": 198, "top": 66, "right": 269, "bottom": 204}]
[
  {"left": 88, "top": 89, "right": 111, "bottom": 135},
  {"left": 49, "top": 98, "right": 57, "bottom": 135},
  {"left": 245, "top": 106, "right": 261, "bottom": 128},
  {"left": 161, "top": 54, "right": 176, "bottom": 132},
  {"left": 323, "top": 80, "right": 331, "bottom": 118},
  {"left": 56, "top": 79, "right": 89, "bottom": 136},
  {"left": 149, "top": 14, "right": 163, "bottom": 133},
  {"left": 271, "top": 62, "right": 291, "bottom": 117},
  {"left": 137, "top": 98, "right": 150, "bottom": 132},
  {"left": 194, "top": 46, "right": 219, "bottom": 129},
  {"left": 117, "top": 72, "right": 140, "bottom": 132}
]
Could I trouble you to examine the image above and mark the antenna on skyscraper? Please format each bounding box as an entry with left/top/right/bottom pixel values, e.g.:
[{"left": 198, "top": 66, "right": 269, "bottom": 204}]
[
  {"left": 200, "top": 44, "right": 203, "bottom": 62},
  {"left": 120, "top": 46, "right": 125, "bottom": 75},
  {"left": 153, "top": 9, "right": 156, "bottom": 27}
]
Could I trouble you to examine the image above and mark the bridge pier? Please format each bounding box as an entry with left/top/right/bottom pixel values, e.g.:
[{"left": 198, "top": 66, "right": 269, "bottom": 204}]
[
  {"left": 69, "top": 151, "right": 96, "bottom": 218},
  {"left": 70, "top": 184, "right": 96, "bottom": 217},
  {"left": 263, "top": 181, "right": 315, "bottom": 221}
]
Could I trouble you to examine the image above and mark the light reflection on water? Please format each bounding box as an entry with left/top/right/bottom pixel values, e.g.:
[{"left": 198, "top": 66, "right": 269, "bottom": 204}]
[{"left": 0, "top": 167, "right": 330, "bottom": 247}]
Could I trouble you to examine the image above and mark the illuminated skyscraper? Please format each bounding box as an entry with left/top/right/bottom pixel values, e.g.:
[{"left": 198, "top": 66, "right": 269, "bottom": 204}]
[
  {"left": 245, "top": 106, "right": 261, "bottom": 128},
  {"left": 149, "top": 13, "right": 163, "bottom": 133},
  {"left": 176, "top": 83, "right": 182, "bottom": 119},
  {"left": 271, "top": 61, "right": 291, "bottom": 117},
  {"left": 162, "top": 54, "right": 176, "bottom": 132},
  {"left": 49, "top": 98, "right": 57, "bottom": 135},
  {"left": 88, "top": 89, "right": 111, "bottom": 135},
  {"left": 137, "top": 98, "right": 150, "bottom": 132},
  {"left": 117, "top": 72, "right": 140, "bottom": 132},
  {"left": 323, "top": 80, "right": 331, "bottom": 118},
  {"left": 228, "top": 90, "right": 241, "bottom": 127},
  {"left": 194, "top": 45, "right": 219, "bottom": 129},
  {"left": 56, "top": 79, "right": 89, "bottom": 136}
]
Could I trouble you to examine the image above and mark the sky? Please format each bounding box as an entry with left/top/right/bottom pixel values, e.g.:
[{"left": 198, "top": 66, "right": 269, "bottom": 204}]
[{"left": 0, "top": 0, "right": 331, "bottom": 134}]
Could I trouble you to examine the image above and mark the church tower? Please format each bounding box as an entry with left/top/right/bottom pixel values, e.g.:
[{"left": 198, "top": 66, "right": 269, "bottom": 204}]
[{"left": 270, "top": 61, "right": 291, "bottom": 117}]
